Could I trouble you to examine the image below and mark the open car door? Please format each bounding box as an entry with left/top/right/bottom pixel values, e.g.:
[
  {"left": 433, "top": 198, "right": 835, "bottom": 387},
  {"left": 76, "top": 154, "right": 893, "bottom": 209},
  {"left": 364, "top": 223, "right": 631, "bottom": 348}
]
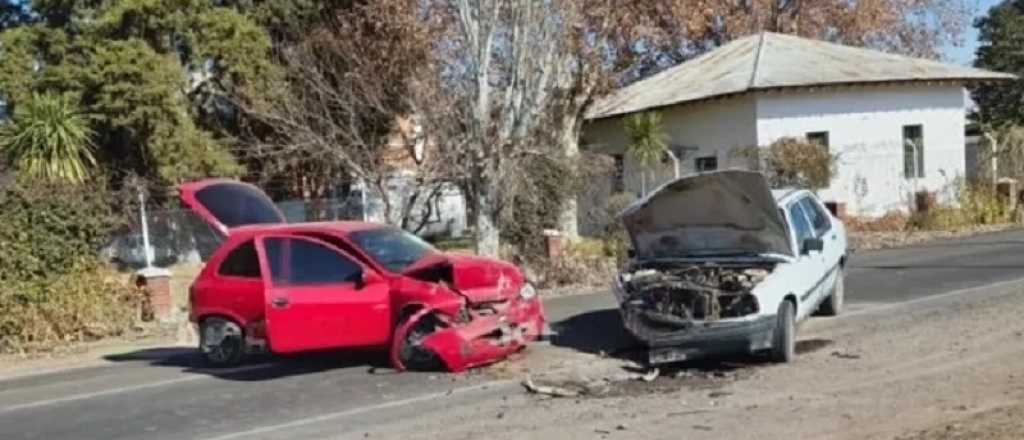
[
  {"left": 256, "top": 235, "right": 391, "bottom": 353},
  {"left": 179, "top": 179, "right": 287, "bottom": 236}
]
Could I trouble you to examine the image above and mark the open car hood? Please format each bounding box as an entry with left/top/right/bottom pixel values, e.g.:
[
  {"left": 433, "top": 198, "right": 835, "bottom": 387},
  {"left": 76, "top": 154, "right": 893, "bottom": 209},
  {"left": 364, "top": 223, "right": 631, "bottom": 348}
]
[
  {"left": 404, "top": 253, "right": 522, "bottom": 303},
  {"left": 178, "top": 179, "right": 286, "bottom": 236},
  {"left": 620, "top": 170, "right": 792, "bottom": 260}
]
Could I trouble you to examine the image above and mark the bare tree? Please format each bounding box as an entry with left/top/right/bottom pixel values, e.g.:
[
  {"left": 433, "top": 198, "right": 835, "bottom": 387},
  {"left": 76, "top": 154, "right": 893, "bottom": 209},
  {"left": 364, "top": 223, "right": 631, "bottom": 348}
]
[
  {"left": 426, "top": 0, "right": 570, "bottom": 256},
  {"left": 238, "top": 0, "right": 451, "bottom": 227}
]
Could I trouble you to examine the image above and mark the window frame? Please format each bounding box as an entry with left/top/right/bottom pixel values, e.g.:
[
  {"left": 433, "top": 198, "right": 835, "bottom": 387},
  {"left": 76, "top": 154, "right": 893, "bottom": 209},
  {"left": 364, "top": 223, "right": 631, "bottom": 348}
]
[
  {"left": 612, "top": 154, "right": 625, "bottom": 193},
  {"left": 694, "top": 155, "right": 718, "bottom": 172},
  {"left": 261, "top": 236, "right": 365, "bottom": 287},
  {"left": 903, "top": 124, "right": 925, "bottom": 179},
  {"left": 786, "top": 200, "right": 816, "bottom": 253},
  {"left": 217, "top": 239, "right": 262, "bottom": 279},
  {"left": 806, "top": 131, "right": 830, "bottom": 152},
  {"left": 798, "top": 195, "right": 832, "bottom": 238}
]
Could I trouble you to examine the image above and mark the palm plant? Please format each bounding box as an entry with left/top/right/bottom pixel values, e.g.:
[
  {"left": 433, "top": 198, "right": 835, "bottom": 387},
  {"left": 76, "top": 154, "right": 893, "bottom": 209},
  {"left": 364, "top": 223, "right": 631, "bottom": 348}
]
[
  {"left": 623, "top": 110, "right": 668, "bottom": 195},
  {"left": 0, "top": 93, "right": 97, "bottom": 184}
]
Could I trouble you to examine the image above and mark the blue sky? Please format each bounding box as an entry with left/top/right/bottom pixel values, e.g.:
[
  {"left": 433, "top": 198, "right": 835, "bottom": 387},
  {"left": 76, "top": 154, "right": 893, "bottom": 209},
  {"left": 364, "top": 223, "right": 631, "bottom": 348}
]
[{"left": 945, "top": 0, "right": 1002, "bottom": 65}]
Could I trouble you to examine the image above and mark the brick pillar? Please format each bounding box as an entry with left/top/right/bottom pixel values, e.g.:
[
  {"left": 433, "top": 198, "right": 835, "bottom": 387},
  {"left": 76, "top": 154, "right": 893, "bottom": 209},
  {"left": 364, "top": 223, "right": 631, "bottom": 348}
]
[
  {"left": 542, "top": 229, "right": 564, "bottom": 259},
  {"left": 136, "top": 267, "right": 173, "bottom": 322}
]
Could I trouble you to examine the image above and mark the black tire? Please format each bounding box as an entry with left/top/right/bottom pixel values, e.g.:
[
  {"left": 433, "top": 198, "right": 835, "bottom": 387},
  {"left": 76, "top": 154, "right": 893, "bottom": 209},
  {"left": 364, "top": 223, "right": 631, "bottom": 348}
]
[
  {"left": 199, "top": 317, "right": 245, "bottom": 368},
  {"left": 397, "top": 314, "right": 444, "bottom": 371},
  {"left": 771, "top": 300, "right": 796, "bottom": 364},
  {"left": 819, "top": 268, "right": 844, "bottom": 316}
]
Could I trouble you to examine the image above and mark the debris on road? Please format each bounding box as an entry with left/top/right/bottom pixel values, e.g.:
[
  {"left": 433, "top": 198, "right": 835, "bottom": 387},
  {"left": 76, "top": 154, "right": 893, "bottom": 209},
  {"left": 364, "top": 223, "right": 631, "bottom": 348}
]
[
  {"left": 639, "top": 368, "right": 660, "bottom": 382},
  {"left": 522, "top": 376, "right": 581, "bottom": 398},
  {"left": 831, "top": 350, "right": 862, "bottom": 360}
]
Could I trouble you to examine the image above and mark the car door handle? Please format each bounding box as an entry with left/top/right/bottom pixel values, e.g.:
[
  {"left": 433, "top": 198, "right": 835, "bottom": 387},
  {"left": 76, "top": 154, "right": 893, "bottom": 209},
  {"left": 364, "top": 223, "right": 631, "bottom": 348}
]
[{"left": 271, "top": 297, "right": 289, "bottom": 308}]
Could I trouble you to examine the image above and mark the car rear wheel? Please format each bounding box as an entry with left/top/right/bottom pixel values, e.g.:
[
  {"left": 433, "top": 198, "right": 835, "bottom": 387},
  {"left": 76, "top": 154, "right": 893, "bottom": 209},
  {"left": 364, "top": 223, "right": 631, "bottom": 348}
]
[
  {"left": 200, "top": 317, "right": 245, "bottom": 368},
  {"left": 771, "top": 300, "right": 795, "bottom": 363},
  {"left": 819, "top": 268, "right": 844, "bottom": 316}
]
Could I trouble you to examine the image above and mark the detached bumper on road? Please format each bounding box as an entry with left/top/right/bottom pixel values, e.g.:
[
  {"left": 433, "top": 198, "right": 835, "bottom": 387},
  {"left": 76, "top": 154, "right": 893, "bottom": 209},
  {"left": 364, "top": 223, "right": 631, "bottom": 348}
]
[{"left": 620, "top": 309, "right": 776, "bottom": 365}]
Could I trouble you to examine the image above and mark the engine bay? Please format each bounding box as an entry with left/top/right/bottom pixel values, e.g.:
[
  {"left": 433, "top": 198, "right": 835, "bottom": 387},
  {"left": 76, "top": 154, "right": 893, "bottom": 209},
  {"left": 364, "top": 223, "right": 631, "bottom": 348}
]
[{"left": 619, "top": 263, "right": 774, "bottom": 328}]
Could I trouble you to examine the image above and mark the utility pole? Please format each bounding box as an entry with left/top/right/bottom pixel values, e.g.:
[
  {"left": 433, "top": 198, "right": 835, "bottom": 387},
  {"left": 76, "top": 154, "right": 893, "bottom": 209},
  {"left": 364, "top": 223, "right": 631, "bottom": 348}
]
[{"left": 138, "top": 188, "right": 153, "bottom": 268}]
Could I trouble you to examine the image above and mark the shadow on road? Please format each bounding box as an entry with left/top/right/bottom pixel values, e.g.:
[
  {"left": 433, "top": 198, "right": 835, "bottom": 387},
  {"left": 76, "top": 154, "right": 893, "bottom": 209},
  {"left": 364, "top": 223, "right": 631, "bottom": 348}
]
[
  {"left": 103, "top": 347, "right": 391, "bottom": 381},
  {"left": 548, "top": 307, "right": 784, "bottom": 373}
]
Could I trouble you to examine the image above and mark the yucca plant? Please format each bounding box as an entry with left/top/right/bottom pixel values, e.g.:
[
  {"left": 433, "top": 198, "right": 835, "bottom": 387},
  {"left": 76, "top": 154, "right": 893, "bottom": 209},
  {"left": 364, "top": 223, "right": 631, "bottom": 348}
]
[
  {"left": 1, "top": 93, "right": 97, "bottom": 184},
  {"left": 623, "top": 111, "right": 668, "bottom": 195}
]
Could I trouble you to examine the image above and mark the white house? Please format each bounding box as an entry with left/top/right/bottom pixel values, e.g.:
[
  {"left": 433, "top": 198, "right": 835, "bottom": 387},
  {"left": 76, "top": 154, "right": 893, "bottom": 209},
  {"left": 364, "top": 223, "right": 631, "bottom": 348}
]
[{"left": 581, "top": 32, "right": 1014, "bottom": 224}]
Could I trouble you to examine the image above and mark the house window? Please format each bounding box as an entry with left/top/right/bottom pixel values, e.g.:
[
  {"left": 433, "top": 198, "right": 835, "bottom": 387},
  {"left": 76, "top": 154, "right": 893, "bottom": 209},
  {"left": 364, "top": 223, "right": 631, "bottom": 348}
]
[
  {"left": 903, "top": 125, "right": 924, "bottom": 178},
  {"left": 806, "top": 131, "right": 830, "bottom": 151},
  {"left": 695, "top": 156, "right": 718, "bottom": 172},
  {"left": 612, "top": 154, "right": 625, "bottom": 192}
]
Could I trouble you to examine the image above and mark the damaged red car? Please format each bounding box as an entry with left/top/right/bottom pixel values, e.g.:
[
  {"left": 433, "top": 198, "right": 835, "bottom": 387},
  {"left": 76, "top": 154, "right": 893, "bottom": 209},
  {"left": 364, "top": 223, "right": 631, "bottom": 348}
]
[{"left": 180, "top": 179, "right": 545, "bottom": 372}]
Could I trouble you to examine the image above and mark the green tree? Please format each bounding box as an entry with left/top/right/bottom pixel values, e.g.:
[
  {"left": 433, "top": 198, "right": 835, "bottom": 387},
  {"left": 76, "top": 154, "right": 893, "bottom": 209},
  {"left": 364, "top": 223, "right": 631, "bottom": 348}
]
[
  {"left": 0, "top": 92, "right": 96, "bottom": 184},
  {"left": 973, "top": 0, "right": 1024, "bottom": 127},
  {"left": 0, "top": 1, "right": 274, "bottom": 185},
  {"left": 623, "top": 111, "right": 669, "bottom": 195}
]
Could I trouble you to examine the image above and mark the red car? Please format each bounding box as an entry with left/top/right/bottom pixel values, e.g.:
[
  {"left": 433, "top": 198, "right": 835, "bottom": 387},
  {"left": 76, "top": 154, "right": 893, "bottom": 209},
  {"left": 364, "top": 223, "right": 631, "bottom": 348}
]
[{"left": 179, "top": 179, "right": 545, "bottom": 372}]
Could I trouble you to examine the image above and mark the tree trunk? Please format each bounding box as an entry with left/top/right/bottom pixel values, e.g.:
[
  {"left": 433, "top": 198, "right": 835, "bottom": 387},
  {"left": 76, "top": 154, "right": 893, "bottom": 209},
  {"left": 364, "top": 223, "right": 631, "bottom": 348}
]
[
  {"left": 556, "top": 114, "right": 581, "bottom": 239},
  {"left": 474, "top": 186, "right": 501, "bottom": 257}
]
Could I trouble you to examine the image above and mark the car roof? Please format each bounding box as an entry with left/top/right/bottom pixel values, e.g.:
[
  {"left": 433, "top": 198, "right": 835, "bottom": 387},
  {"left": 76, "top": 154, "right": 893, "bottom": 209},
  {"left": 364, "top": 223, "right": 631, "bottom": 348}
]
[
  {"left": 230, "top": 221, "right": 388, "bottom": 236},
  {"left": 771, "top": 188, "right": 806, "bottom": 204}
]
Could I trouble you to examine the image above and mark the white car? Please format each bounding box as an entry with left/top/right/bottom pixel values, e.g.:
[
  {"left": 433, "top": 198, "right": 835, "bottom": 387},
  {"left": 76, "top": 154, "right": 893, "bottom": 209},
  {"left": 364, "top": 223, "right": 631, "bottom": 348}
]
[{"left": 613, "top": 170, "right": 847, "bottom": 365}]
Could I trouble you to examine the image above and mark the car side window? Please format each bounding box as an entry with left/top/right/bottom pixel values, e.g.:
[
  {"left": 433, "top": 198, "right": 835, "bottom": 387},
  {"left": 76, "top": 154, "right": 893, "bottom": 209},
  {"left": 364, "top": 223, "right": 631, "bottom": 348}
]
[
  {"left": 218, "top": 240, "right": 261, "bottom": 278},
  {"left": 264, "top": 237, "right": 362, "bottom": 286},
  {"left": 787, "top": 202, "right": 815, "bottom": 248},
  {"left": 799, "top": 196, "right": 832, "bottom": 237}
]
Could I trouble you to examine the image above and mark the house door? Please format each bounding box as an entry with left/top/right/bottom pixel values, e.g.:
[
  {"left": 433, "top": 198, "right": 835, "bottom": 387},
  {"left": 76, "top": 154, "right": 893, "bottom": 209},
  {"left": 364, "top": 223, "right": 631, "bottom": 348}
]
[{"left": 258, "top": 235, "right": 391, "bottom": 353}]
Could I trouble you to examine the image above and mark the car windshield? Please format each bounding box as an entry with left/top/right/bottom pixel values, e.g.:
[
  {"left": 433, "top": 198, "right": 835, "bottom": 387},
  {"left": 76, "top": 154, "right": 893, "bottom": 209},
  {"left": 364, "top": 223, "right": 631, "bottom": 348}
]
[{"left": 348, "top": 227, "right": 438, "bottom": 272}]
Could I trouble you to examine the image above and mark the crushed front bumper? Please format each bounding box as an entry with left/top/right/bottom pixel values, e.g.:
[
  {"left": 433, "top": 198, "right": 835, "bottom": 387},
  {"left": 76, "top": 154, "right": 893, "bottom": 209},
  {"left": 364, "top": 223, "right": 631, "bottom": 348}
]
[
  {"left": 396, "top": 296, "right": 546, "bottom": 372},
  {"left": 620, "top": 309, "right": 777, "bottom": 365}
]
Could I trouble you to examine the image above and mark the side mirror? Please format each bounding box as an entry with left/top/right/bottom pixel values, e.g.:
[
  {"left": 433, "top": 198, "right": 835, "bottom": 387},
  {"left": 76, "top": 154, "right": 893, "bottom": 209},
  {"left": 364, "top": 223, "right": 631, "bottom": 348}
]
[
  {"left": 801, "top": 237, "right": 824, "bottom": 255},
  {"left": 356, "top": 270, "right": 383, "bottom": 289}
]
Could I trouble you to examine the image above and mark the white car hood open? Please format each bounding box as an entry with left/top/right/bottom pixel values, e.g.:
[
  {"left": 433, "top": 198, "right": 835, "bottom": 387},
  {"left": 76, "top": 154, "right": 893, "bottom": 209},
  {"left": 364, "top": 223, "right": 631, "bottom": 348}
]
[{"left": 620, "top": 170, "right": 793, "bottom": 260}]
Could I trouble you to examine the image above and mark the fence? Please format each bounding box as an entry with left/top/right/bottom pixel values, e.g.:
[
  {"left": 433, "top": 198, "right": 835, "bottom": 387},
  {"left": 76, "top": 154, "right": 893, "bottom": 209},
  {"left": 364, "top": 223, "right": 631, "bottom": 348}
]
[{"left": 105, "top": 181, "right": 469, "bottom": 269}]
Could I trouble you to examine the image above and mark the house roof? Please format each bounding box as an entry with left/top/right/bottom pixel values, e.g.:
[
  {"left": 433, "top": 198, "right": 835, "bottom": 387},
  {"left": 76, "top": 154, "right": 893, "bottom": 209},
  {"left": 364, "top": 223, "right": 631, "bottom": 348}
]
[{"left": 586, "top": 32, "right": 1017, "bottom": 120}]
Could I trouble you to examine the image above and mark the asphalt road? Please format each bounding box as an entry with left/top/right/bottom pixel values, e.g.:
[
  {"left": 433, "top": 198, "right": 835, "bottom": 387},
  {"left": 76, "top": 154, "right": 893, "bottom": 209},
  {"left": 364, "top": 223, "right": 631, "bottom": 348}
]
[{"left": 3, "top": 229, "right": 1024, "bottom": 440}]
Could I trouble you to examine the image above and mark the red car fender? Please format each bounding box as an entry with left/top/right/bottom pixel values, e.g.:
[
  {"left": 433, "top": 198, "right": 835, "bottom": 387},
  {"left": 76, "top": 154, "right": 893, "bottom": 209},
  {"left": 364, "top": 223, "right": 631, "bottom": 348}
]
[{"left": 193, "top": 308, "right": 248, "bottom": 330}]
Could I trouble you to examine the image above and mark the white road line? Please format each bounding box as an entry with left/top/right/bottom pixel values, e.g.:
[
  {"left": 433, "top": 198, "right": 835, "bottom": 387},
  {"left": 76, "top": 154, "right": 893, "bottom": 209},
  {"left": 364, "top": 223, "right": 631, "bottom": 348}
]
[
  {"left": 201, "top": 380, "right": 516, "bottom": 440},
  {"left": 0, "top": 363, "right": 274, "bottom": 414},
  {"left": 840, "top": 275, "right": 1024, "bottom": 318}
]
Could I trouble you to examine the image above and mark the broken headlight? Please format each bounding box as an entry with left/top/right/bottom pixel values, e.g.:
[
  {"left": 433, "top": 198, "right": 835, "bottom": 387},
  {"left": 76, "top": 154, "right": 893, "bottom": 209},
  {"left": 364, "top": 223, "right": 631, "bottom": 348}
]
[{"left": 519, "top": 283, "right": 537, "bottom": 300}]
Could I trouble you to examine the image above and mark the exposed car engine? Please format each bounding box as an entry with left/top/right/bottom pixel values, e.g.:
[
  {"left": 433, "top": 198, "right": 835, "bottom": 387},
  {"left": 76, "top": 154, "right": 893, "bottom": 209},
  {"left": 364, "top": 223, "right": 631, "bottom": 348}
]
[{"left": 619, "top": 263, "right": 773, "bottom": 328}]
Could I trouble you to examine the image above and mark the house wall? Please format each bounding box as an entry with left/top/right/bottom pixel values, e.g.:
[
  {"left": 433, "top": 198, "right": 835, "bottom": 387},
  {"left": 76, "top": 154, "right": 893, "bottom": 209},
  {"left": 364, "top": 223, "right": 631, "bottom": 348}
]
[
  {"left": 755, "top": 85, "right": 967, "bottom": 216},
  {"left": 580, "top": 96, "right": 758, "bottom": 234}
]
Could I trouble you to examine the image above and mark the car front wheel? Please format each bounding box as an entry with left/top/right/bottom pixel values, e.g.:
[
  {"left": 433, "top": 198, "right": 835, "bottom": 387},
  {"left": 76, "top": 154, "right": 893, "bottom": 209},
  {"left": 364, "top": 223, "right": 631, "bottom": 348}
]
[
  {"left": 771, "top": 300, "right": 796, "bottom": 363},
  {"left": 199, "top": 317, "right": 245, "bottom": 368}
]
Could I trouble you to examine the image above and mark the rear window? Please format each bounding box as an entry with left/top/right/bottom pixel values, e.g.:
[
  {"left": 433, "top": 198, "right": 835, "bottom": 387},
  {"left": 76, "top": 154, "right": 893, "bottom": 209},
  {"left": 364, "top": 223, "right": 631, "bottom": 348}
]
[
  {"left": 218, "top": 240, "right": 261, "bottom": 278},
  {"left": 195, "top": 183, "right": 284, "bottom": 228}
]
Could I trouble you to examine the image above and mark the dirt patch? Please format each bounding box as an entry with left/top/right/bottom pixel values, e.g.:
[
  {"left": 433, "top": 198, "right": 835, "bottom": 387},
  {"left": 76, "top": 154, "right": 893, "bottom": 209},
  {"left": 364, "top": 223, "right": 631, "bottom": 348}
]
[
  {"left": 850, "top": 224, "right": 1019, "bottom": 251},
  {"left": 895, "top": 404, "right": 1024, "bottom": 440},
  {"left": 362, "top": 279, "right": 1024, "bottom": 440}
]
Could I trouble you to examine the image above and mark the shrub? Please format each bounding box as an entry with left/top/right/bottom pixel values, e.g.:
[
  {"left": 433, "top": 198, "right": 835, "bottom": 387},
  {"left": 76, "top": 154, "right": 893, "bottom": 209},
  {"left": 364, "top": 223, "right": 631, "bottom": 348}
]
[
  {"left": 0, "top": 180, "right": 121, "bottom": 282},
  {"left": 733, "top": 137, "right": 836, "bottom": 189},
  {"left": 0, "top": 179, "right": 140, "bottom": 353},
  {"left": 910, "top": 183, "right": 1009, "bottom": 230},
  {"left": 0, "top": 268, "right": 141, "bottom": 352}
]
